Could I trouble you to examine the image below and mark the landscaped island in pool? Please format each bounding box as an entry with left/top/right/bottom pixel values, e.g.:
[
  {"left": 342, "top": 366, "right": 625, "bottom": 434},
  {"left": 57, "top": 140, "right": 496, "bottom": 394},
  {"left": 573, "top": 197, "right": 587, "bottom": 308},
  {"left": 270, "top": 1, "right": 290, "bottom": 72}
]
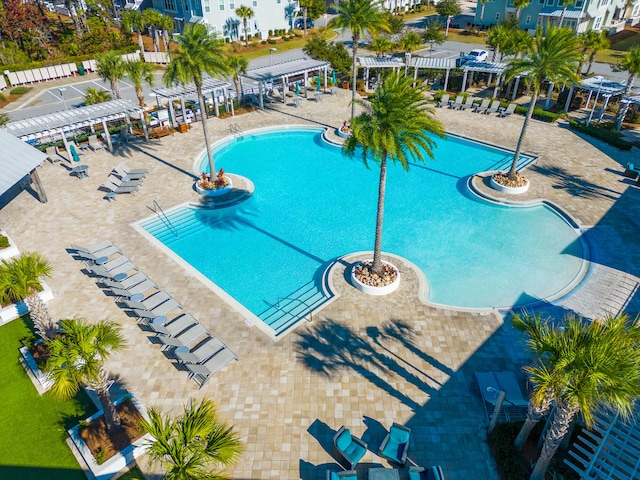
[{"left": 139, "top": 127, "right": 586, "bottom": 337}]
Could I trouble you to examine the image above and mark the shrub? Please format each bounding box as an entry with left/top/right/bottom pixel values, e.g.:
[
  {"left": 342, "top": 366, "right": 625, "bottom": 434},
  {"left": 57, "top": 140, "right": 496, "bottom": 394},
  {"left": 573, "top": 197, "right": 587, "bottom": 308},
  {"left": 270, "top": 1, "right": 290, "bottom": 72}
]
[
  {"left": 0, "top": 236, "right": 9, "bottom": 248},
  {"left": 269, "top": 29, "right": 273, "bottom": 36},
  {"left": 513, "top": 106, "right": 563, "bottom": 123},
  {"left": 432, "top": 90, "right": 447, "bottom": 102},
  {"left": 283, "top": 36, "right": 290, "bottom": 41},
  {"left": 268, "top": 39, "right": 277, "bottom": 45},
  {"left": 569, "top": 120, "right": 633, "bottom": 151},
  {"left": 225, "top": 37, "right": 231, "bottom": 43},
  {"left": 10, "top": 86, "right": 29, "bottom": 95},
  {"left": 0, "top": 93, "right": 7, "bottom": 103},
  {"left": 261, "top": 40, "right": 267, "bottom": 44}
]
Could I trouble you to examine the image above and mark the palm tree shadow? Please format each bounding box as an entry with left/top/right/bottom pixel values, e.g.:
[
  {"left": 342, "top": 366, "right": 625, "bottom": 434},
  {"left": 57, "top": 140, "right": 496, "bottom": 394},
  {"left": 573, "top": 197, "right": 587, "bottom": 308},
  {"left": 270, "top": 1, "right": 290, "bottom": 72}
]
[{"left": 530, "top": 164, "right": 621, "bottom": 201}]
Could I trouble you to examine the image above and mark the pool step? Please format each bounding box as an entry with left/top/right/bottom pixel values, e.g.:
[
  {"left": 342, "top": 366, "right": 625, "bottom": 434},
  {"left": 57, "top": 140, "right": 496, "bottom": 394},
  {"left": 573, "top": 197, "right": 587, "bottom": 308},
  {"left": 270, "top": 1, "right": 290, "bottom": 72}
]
[{"left": 258, "top": 281, "right": 329, "bottom": 336}]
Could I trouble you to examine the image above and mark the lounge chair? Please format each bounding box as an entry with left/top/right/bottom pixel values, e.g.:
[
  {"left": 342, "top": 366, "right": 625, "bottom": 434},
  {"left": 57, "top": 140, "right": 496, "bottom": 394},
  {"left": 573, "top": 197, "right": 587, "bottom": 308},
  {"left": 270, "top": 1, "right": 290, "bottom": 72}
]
[
  {"left": 474, "top": 371, "right": 529, "bottom": 421},
  {"left": 458, "top": 96, "right": 475, "bottom": 111},
  {"left": 623, "top": 162, "right": 639, "bottom": 179},
  {"left": 332, "top": 426, "right": 367, "bottom": 470},
  {"left": 435, "top": 94, "right": 449, "bottom": 108},
  {"left": 112, "top": 165, "right": 146, "bottom": 181},
  {"left": 70, "top": 241, "right": 119, "bottom": 256},
  {"left": 472, "top": 99, "right": 490, "bottom": 113},
  {"left": 150, "top": 313, "right": 198, "bottom": 336},
  {"left": 482, "top": 100, "right": 501, "bottom": 115},
  {"left": 110, "top": 279, "right": 157, "bottom": 300},
  {"left": 379, "top": 422, "right": 411, "bottom": 465},
  {"left": 93, "top": 255, "right": 135, "bottom": 272},
  {"left": 448, "top": 95, "right": 463, "bottom": 109},
  {"left": 409, "top": 466, "right": 445, "bottom": 480},
  {"left": 101, "top": 180, "right": 139, "bottom": 194},
  {"left": 88, "top": 134, "right": 105, "bottom": 151},
  {"left": 186, "top": 345, "right": 238, "bottom": 387},
  {"left": 106, "top": 174, "right": 142, "bottom": 189},
  {"left": 498, "top": 103, "right": 517, "bottom": 117},
  {"left": 122, "top": 290, "right": 172, "bottom": 311},
  {"left": 98, "top": 272, "right": 154, "bottom": 291},
  {"left": 174, "top": 336, "right": 226, "bottom": 363},
  {"left": 326, "top": 471, "right": 357, "bottom": 480},
  {"left": 86, "top": 261, "right": 137, "bottom": 279},
  {"left": 118, "top": 162, "right": 149, "bottom": 176},
  {"left": 72, "top": 245, "right": 121, "bottom": 261},
  {"left": 159, "top": 323, "right": 209, "bottom": 349},
  {"left": 46, "top": 146, "right": 62, "bottom": 163},
  {"left": 132, "top": 297, "right": 183, "bottom": 319}
]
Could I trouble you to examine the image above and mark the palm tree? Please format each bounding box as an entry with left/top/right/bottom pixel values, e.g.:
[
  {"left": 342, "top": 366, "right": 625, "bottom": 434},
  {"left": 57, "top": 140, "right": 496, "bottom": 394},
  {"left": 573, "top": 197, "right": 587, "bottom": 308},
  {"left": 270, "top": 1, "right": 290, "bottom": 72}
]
[
  {"left": 96, "top": 52, "right": 126, "bottom": 100},
  {"left": 371, "top": 36, "right": 393, "bottom": 57},
  {"left": 509, "top": 28, "right": 534, "bottom": 59},
  {"left": 502, "top": 27, "right": 580, "bottom": 183},
  {"left": 344, "top": 72, "right": 444, "bottom": 276},
  {"left": 142, "top": 8, "right": 163, "bottom": 52},
  {"left": 299, "top": 0, "right": 314, "bottom": 36},
  {"left": 512, "top": 0, "right": 530, "bottom": 20},
  {"left": 422, "top": 21, "right": 446, "bottom": 57},
  {"left": 512, "top": 313, "right": 640, "bottom": 480},
  {"left": 487, "top": 23, "right": 511, "bottom": 62},
  {"left": 478, "top": 0, "right": 491, "bottom": 25},
  {"left": 164, "top": 23, "right": 229, "bottom": 179},
  {"left": 615, "top": 47, "right": 640, "bottom": 131},
  {"left": 159, "top": 13, "right": 175, "bottom": 51},
  {"left": 227, "top": 55, "right": 248, "bottom": 103},
  {"left": 44, "top": 319, "right": 126, "bottom": 432},
  {"left": 121, "top": 10, "right": 146, "bottom": 51},
  {"left": 84, "top": 87, "right": 113, "bottom": 105},
  {"left": 579, "top": 30, "right": 609, "bottom": 75},
  {"left": 235, "top": 5, "right": 254, "bottom": 47},
  {"left": 124, "top": 60, "right": 155, "bottom": 107},
  {"left": 142, "top": 398, "right": 243, "bottom": 479},
  {"left": 0, "top": 252, "right": 55, "bottom": 339},
  {"left": 557, "top": 0, "right": 575, "bottom": 27},
  {"left": 329, "top": 0, "right": 389, "bottom": 119},
  {"left": 401, "top": 31, "right": 422, "bottom": 53}
]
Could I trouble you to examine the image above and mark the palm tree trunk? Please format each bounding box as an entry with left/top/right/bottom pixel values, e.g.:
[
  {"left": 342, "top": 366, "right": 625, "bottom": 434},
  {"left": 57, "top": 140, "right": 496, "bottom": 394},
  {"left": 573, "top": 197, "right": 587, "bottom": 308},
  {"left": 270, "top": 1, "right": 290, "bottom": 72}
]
[
  {"left": 480, "top": 2, "right": 485, "bottom": 23},
  {"left": 530, "top": 402, "right": 579, "bottom": 480},
  {"left": 93, "top": 378, "right": 121, "bottom": 433},
  {"left": 234, "top": 77, "right": 241, "bottom": 101},
  {"left": 615, "top": 75, "right": 635, "bottom": 131},
  {"left": 558, "top": 6, "right": 567, "bottom": 27},
  {"left": 508, "top": 89, "right": 538, "bottom": 180},
  {"left": 137, "top": 31, "right": 144, "bottom": 51},
  {"left": 514, "top": 398, "right": 551, "bottom": 451},
  {"left": 492, "top": 46, "right": 499, "bottom": 63},
  {"left": 135, "top": 86, "right": 145, "bottom": 107},
  {"left": 163, "top": 30, "right": 169, "bottom": 51},
  {"left": 244, "top": 19, "right": 249, "bottom": 47},
  {"left": 27, "top": 293, "right": 56, "bottom": 339},
  {"left": 372, "top": 153, "right": 387, "bottom": 275},
  {"left": 303, "top": 7, "right": 308, "bottom": 36},
  {"left": 197, "top": 83, "right": 215, "bottom": 177},
  {"left": 110, "top": 77, "right": 121, "bottom": 99},
  {"left": 351, "top": 34, "right": 359, "bottom": 120},
  {"left": 586, "top": 53, "right": 596, "bottom": 74}
]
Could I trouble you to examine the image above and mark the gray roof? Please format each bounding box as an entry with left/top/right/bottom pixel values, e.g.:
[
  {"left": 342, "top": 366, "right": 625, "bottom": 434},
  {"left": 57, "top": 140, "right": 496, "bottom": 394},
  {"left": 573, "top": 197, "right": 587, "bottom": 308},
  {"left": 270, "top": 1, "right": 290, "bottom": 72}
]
[
  {"left": 462, "top": 61, "right": 507, "bottom": 75},
  {"left": 152, "top": 77, "right": 231, "bottom": 99},
  {"left": 576, "top": 76, "right": 628, "bottom": 96},
  {"left": 4, "top": 99, "right": 144, "bottom": 139},
  {"left": 539, "top": 7, "right": 584, "bottom": 18},
  {"left": 411, "top": 57, "right": 456, "bottom": 69},
  {"left": 245, "top": 58, "right": 330, "bottom": 82},
  {"left": 358, "top": 56, "right": 406, "bottom": 68},
  {"left": 0, "top": 129, "right": 47, "bottom": 197}
]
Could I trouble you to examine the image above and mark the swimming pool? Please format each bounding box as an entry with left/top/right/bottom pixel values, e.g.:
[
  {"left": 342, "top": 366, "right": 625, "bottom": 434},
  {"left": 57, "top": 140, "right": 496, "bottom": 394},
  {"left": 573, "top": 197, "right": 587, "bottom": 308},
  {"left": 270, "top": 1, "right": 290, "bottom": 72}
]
[{"left": 140, "top": 127, "right": 586, "bottom": 337}]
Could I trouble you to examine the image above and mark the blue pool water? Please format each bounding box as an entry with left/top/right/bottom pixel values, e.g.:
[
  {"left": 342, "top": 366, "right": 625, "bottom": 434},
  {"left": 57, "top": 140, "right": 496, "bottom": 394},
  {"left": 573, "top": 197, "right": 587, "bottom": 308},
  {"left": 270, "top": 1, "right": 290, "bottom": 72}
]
[{"left": 140, "top": 128, "right": 585, "bottom": 335}]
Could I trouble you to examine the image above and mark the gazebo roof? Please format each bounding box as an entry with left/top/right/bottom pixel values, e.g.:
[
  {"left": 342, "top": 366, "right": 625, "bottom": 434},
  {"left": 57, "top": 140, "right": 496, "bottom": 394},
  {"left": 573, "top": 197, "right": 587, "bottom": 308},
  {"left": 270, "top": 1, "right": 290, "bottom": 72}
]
[
  {"left": 575, "top": 76, "right": 628, "bottom": 96},
  {"left": 358, "top": 56, "right": 406, "bottom": 68},
  {"left": 4, "top": 99, "right": 144, "bottom": 139},
  {"left": 462, "top": 61, "right": 507, "bottom": 75},
  {"left": 152, "top": 77, "right": 232, "bottom": 99},
  {"left": 245, "top": 58, "right": 330, "bottom": 82},
  {"left": 0, "top": 129, "right": 47, "bottom": 197},
  {"left": 411, "top": 57, "right": 455, "bottom": 69}
]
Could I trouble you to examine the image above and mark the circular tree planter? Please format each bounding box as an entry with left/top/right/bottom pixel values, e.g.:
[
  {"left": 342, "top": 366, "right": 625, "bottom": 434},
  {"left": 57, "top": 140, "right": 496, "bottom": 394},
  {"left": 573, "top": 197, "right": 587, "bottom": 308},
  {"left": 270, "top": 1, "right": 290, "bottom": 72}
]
[
  {"left": 336, "top": 127, "right": 352, "bottom": 139},
  {"left": 194, "top": 178, "right": 233, "bottom": 197},
  {"left": 490, "top": 174, "right": 530, "bottom": 194},
  {"left": 350, "top": 260, "right": 400, "bottom": 296}
]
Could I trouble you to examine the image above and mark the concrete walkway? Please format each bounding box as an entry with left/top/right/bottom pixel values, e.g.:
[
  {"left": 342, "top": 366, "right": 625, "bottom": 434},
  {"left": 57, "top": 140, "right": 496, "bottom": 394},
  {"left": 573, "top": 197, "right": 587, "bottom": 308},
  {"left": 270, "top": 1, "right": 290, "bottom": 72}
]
[{"left": 1, "top": 87, "right": 639, "bottom": 480}]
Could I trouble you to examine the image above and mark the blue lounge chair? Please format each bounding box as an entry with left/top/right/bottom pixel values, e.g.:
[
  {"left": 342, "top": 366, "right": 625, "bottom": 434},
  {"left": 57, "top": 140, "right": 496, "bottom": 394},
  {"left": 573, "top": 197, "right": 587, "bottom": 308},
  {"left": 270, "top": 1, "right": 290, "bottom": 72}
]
[
  {"left": 333, "top": 426, "right": 367, "bottom": 470},
  {"left": 378, "top": 422, "right": 410, "bottom": 465},
  {"left": 409, "top": 466, "right": 445, "bottom": 480},
  {"left": 326, "top": 470, "right": 357, "bottom": 480}
]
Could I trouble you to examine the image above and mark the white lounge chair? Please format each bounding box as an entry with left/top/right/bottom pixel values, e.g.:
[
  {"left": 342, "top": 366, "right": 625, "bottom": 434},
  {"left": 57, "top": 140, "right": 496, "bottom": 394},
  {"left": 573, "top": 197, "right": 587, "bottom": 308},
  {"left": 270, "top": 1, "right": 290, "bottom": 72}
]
[
  {"left": 150, "top": 313, "right": 198, "bottom": 336},
  {"left": 88, "top": 135, "right": 105, "bottom": 151},
  {"left": 435, "top": 94, "right": 450, "bottom": 108},
  {"left": 458, "top": 96, "right": 475, "bottom": 111},
  {"left": 482, "top": 100, "right": 501, "bottom": 115},
  {"left": 70, "top": 241, "right": 119, "bottom": 256},
  {"left": 498, "top": 103, "right": 517, "bottom": 117},
  {"left": 174, "top": 336, "right": 225, "bottom": 364},
  {"left": 472, "top": 99, "right": 490, "bottom": 113},
  {"left": 448, "top": 95, "right": 463, "bottom": 109},
  {"left": 186, "top": 345, "right": 238, "bottom": 387}
]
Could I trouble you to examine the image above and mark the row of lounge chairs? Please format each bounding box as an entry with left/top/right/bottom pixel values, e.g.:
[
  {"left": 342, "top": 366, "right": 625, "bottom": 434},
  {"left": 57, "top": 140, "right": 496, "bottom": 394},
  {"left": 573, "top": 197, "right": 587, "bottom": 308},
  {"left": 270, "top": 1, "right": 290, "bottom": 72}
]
[
  {"left": 45, "top": 135, "right": 107, "bottom": 163},
  {"left": 101, "top": 163, "right": 149, "bottom": 197},
  {"left": 435, "top": 94, "right": 517, "bottom": 117},
  {"left": 68, "top": 240, "right": 238, "bottom": 387}
]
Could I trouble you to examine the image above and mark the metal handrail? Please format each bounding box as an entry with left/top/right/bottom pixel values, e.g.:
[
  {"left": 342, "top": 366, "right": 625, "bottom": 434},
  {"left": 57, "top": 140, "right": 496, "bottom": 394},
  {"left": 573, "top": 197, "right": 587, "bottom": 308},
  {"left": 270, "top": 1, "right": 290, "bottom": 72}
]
[{"left": 148, "top": 200, "right": 178, "bottom": 237}]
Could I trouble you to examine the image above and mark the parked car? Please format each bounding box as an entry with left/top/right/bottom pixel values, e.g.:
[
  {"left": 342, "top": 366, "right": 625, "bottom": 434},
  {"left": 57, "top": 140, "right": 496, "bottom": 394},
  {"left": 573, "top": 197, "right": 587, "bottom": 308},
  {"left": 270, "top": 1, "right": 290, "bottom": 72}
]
[
  {"left": 294, "top": 18, "right": 314, "bottom": 29},
  {"left": 463, "top": 49, "right": 489, "bottom": 63}
]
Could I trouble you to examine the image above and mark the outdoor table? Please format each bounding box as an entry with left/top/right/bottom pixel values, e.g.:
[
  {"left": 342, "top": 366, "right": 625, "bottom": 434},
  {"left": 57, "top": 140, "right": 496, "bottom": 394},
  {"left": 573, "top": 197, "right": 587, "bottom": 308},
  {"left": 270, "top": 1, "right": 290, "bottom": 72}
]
[
  {"left": 94, "top": 256, "right": 109, "bottom": 265},
  {"left": 314, "top": 92, "right": 323, "bottom": 103},
  {"left": 79, "top": 143, "right": 91, "bottom": 152},
  {"left": 129, "top": 293, "right": 144, "bottom": 302},
  {"left": 293, "top": 97, "right": 302, "bottom": 108},
  {"left": 368, "top": 468, "right": 400, "bottom": 480},
  {"left": 330, "top": 86, "right": 338, "bottom": 96},
  {"left": 71, "top": 164, "right": 89, "bottom": 179},
  {"left": 113, "top": 272, "right": 128, "bottom": 282},
  {"left": 152, "top": 316, "right": 167, "bottom": 326}
]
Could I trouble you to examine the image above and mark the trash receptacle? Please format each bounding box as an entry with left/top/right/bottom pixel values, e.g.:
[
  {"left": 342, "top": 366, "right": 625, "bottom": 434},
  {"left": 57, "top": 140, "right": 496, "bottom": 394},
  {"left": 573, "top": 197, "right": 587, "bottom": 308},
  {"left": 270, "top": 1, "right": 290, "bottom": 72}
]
[{"left": 78, "top": 65, "right": 85, "bottom": 76}]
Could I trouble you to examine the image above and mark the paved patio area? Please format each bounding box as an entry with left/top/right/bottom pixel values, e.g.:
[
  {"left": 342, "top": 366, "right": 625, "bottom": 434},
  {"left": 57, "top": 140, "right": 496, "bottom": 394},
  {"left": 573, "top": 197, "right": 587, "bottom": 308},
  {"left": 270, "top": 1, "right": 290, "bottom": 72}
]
[{"left": 1, "top": 87, "right": 639, "bottom": 480}]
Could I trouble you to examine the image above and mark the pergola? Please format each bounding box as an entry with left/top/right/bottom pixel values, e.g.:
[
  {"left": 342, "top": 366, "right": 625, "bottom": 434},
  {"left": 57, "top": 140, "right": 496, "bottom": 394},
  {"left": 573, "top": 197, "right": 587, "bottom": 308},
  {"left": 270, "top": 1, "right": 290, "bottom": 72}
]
[
  {"left": 357, "top": 56, "right": 507, "bottom": 94},
  {"left": 562, "top": 76, "right": 630, "bottom": 124},
  {"left": 244, "top": 58, "right": 331, "bottom": 109},
  {"left": 4, "top": 99, "right": 145, "bottom": 153},
  {"left": 0, "top": 129, "right": 48, "bottom": 203},
  {"left": 151, "top": 77, "right": 233, "bottom": 124}
]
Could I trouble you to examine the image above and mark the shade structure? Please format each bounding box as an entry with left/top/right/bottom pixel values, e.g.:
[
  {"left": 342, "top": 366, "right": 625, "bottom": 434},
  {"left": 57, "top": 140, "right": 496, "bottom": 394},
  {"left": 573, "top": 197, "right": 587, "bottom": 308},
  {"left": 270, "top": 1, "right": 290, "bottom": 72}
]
[{"left": 0, "top": 129, "right": 47, "bottom": 199}]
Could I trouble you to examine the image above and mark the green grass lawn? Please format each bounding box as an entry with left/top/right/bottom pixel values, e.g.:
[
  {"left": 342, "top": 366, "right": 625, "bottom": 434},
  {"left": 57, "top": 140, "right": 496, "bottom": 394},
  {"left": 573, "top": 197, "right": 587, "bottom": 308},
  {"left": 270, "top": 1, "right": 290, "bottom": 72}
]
[{"left": 0, "top": 317, "right": 96, "bottom": 480}]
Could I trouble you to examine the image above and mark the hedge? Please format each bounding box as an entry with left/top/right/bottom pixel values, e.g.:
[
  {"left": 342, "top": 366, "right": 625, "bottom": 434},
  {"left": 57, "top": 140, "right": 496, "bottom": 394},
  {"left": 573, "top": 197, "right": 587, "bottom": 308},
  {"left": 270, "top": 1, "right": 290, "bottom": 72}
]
[
  {"left": 513, "top": 105, "right": 563, "bottom": 123},
  {"left": 569, "top": 120, "right": 633, "bottom": 151}
]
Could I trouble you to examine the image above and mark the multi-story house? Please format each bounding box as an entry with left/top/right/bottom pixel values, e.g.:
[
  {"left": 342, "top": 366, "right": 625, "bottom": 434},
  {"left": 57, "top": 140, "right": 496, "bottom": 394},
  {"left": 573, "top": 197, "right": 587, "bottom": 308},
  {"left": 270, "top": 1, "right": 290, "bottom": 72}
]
[
  {"left": 150, "top": 0, "right": 296, "bottom": 40},
  {"left": 475, "top": 0, "right": 639, "bottom": 33}
]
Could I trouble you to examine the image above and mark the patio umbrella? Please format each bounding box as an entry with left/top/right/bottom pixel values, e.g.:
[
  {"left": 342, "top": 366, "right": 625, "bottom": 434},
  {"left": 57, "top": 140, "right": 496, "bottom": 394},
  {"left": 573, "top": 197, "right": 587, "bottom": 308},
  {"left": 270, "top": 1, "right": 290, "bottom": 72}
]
[
  {"left": 70, "top": 144, "right": 81, "bottom": 162},
  {"left": 317, "top": 76, "right": 321, "bottom": 91},
  {"left": 332, "top": 71, "right": 337, "bottom": 85},
  {"left": 295, "top": 81, "right": 300, "bottom": 95}
]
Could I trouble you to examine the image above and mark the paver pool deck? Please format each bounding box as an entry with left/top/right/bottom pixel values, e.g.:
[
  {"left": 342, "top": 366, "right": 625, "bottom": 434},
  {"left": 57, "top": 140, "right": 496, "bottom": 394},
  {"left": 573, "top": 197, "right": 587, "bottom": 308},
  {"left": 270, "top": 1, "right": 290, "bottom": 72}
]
[{"left": 1, "top": 88, "right": 639, "bottom": 480}]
